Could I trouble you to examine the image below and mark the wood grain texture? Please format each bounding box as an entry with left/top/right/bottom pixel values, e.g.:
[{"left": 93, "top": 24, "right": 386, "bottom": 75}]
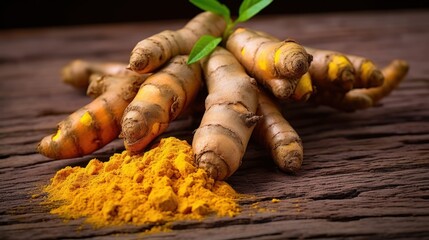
[{"left": 1, "top": 9, "right": 428, "bottom": 240}]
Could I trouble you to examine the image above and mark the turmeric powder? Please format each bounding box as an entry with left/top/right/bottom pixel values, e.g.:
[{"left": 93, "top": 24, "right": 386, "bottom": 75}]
[{"left": 43, "top": 137, "right": 240, "bottom": 229}]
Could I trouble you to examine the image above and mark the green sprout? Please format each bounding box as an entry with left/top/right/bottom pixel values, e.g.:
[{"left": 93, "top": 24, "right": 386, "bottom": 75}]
[{"left": 187, "top": 0, "right": 273, "bottom": 64}]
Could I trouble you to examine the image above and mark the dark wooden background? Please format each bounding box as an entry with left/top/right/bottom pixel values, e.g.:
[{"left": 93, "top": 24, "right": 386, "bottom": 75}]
[
  {"left": 1, "top": 8, "right": 429, "bottom": 240},
  {"left": 1, "top": 0, "right": 428, "bottom": 29}
]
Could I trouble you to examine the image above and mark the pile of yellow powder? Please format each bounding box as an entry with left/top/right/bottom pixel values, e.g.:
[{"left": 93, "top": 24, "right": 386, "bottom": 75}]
[{"left": 43, "top": 137, "right": 240, "bottom": 228}]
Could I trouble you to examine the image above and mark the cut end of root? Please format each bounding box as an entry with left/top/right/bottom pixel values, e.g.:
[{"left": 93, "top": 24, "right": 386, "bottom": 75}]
[
  {"left": 273, "top": 142, "right": 303, "bottom": 173},
  {"left": 339, "top": 70, "right": 355, "bottom": 92},
  {"left": 129, "top": 50, "right": 149, "bottom": 73},
  {"left": 269, "top": 78, "right": 300, "bottom": 100},
  {"left": 37, "top": 134, "right": 79, "bottom": 160},
  {"left": 385, "top": 59, "right": 410, "bottom": 80},
  {"left": 392, "top": 59, "right": 410, "bottom": 71},
  {"left": 61, "top": 60, "right": 90, "bottom": 89},
  {"left": 367, "top": 69, "right": 385, "bottom": 88},
  {"left": 37, "top": 138, "right": 51, "bottom": 158},
  {"left": 292, "top": 72, "right": 313, "bottom": 102},
  {"left": 121, "top": 110, "right": 148, "bottom": 145},
  {"left": 197, "top": 152, "right": 230, "bottom": 181},
  {"left": 278, "top": 52, "right": 312, "bottom": 79}
]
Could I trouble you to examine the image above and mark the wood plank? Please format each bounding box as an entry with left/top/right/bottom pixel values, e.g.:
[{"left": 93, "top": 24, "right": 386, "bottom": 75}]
[{"left": 1, "top": 9, "right": 429, "bottom": 240}]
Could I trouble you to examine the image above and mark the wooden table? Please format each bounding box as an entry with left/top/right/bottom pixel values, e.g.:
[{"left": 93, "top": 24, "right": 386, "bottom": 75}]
[{"left": 1, "top": 9, "right": 428, "bottom": 239}]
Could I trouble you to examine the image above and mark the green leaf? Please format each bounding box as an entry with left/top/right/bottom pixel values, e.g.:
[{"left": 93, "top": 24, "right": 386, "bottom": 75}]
[
  {"left": 189, "top": 0, "right": 231, "bottom": 24},
  {"left": 239, "top": 0, "right": 259, "bottom": 15},
  {"left": 236, "top": 0, "right": 273, "bottom": 23},
  {"left": 187, "top": 35, "right": 222, "bottom": 65}
]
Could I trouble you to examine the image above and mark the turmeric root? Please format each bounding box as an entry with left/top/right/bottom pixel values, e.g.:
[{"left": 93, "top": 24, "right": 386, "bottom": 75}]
[
  {"left": 233, "top": 30, "right": 378, "bottom": 101},
  {"left": 304, "top": 47, "right": 385, "bottom": 91},
  {"left": 61, "top": 59, "right": 134, "bottom": 90},
  {"left": 128, "top": 11, "right": 226, "bottom": 74},
  {"left": 226, "top": 27, "right": 312, "bottom": 100},
  {"left": 291, "top": 72, "right": 314, "bottom": 102},
  {"left": 121, "top": 55, "right": 202, "bottom": 154},
  {"left": 193, "top": 47, "right": 260, "bottom": 180},
  {"left": 311, "top": 59, "right": 409, "bottom": 112},
  {"left": 238, "top": 29, "right": 314, "bottom": 102},
  {"left": 304, "top": 47, "right": 355, "bottom": 92},
  {"left": 290, "top": 52, "right": 384, "bottom": 103},
  {"left": 253, "top": 89, "right": 303, "bottom": 173},
  {"left": 38, "top": 73, "right": 148, "bottom": 159},
  {"left": 346, "top": 54, "right": 384, "bottom": 88},
  {"left": 358, "top": 59, "right": 408, "bottom": 102}
]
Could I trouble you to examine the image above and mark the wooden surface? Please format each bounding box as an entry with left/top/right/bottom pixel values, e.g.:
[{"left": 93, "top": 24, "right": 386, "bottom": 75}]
[{"left": 1, "top": 9, "right": 429, "bottom": 240}]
